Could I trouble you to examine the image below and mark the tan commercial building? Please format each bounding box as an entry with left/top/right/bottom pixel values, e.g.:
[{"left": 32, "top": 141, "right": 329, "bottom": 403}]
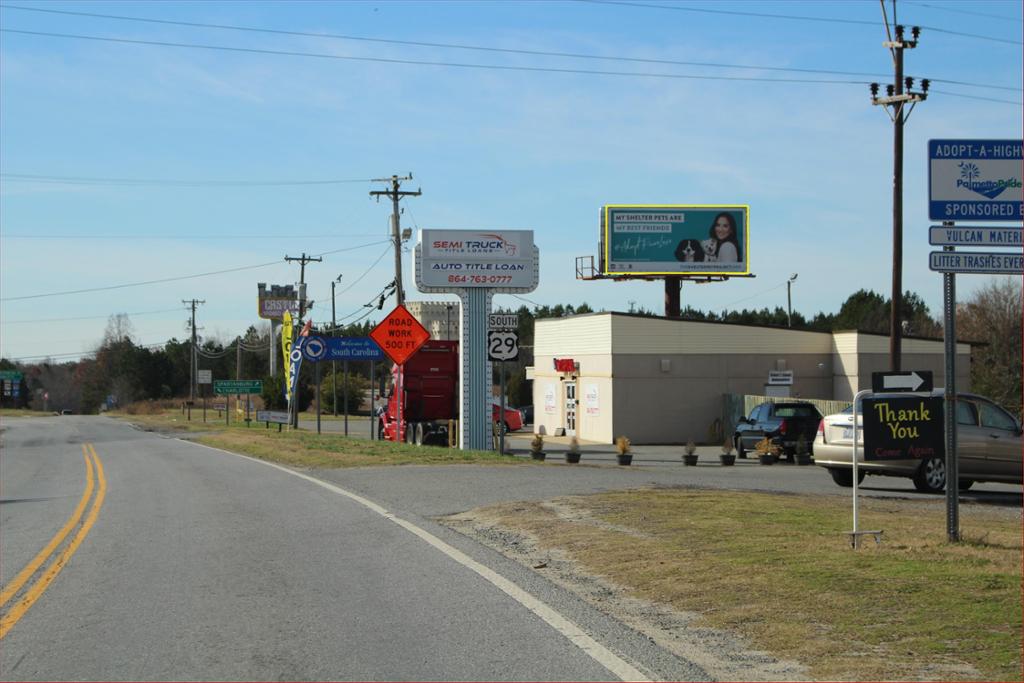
[{"left": 531, "top": 312, "right": 970, "bottom": 444}]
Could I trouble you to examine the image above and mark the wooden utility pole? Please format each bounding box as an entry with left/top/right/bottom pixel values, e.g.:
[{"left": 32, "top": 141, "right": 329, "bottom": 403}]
[
  {"left": 370, "top": 174, "right": 421, "bottom": 306},
  {"left": 182, "top": 299, "right": 204, "bottom": 402},
  {"left": 284, "top": 253, "right": 322, "bottom": 319},
  {"left": 871, "top": 1, "right": 928, "bottom": 371}
]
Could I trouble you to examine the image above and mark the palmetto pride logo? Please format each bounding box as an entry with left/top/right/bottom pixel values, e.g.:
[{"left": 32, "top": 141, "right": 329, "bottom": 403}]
[{"left": 957, "top": 161, "right": 1022, "bottom": 199}]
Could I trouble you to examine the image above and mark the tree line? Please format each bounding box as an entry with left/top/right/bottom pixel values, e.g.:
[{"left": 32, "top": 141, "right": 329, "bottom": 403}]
[{"left": 1, "top": 283, "right": 1019, "bottom": 418}]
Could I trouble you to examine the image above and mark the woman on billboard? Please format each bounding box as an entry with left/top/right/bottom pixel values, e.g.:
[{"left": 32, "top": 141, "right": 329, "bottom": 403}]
[{"left": 697, "top": 212, "right": 741, "bottom": 263}]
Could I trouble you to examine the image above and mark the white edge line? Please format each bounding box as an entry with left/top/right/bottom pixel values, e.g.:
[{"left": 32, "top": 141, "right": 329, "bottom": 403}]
[{"left": 183, "top": 439, "right": 652, "bottom": 682}]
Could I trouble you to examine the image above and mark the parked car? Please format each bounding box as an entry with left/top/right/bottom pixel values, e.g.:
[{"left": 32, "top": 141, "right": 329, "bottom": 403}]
[
  {"left": 493, "top": 402, "right": 524, "bottom": 434},
  {"left": 734, "top": 401, "right": 823, "bottom": 461},
  {"left": 814, "top": 390, "right": 1022, "bottom": 492},
  {"left": 518, "top": 405, "right": 534, "bottom": 425}
]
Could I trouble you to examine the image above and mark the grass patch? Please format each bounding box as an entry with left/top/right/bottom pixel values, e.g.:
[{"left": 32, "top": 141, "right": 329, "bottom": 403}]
[
  {"left": 112, "top": 409, "right": 522, "bottom": 469},
  {"left": 0, "top": 408, "right": 53, "bottom": 418},
  {"left": 467, "top": 490, "right": 1022, "bottom": 681}
]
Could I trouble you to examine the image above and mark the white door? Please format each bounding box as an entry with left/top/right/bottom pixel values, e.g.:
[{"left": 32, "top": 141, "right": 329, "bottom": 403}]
[{"left": 564, "top": 382, "right": 577, "bottom": 437}]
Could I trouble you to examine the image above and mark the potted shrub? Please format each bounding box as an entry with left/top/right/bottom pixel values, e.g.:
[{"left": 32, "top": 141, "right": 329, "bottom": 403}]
[
  {"left": 682, "top": 440, "right": 699, "bottom": 466},
  {"left": 719, "top": 439, "right": 736, "bottom": 466},
  {"left": 565, "top": 436, "right": 582, "bottom": 464},
  {"left": 794, "top": 434, "right": 812, "bottom": 466},
  {"left": 615, "top": 435, "right": 633, "bottom": 466},
  {"left": 754, "top": 437, "right": 779, "bottom": 465},
  {"left": 529, "top": 433, "right": 546, "bottom": 461}
]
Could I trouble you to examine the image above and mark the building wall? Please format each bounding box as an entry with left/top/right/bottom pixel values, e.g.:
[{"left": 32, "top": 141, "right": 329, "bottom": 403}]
[
  {"left": 533, "top": 313, "right": 972, "bottom": 445},
  {"left": 405, "top": 300, "right": 461, "bottom": 341}
]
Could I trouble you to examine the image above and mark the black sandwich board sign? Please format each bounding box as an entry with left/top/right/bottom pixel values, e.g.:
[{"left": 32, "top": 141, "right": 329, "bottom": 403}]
[
  {"left": 871, "top": 370, "right": 933, "bottom": 394},
  {"left": 862, "top": 396, "right": 945, "bottom": 462}
]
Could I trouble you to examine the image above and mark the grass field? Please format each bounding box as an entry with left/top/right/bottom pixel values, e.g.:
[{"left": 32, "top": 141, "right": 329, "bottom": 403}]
[
  {"left": 454, "top": 489, "right": 1022, "bottom": 681},
  {"left": 114, "top": 409, "right": 521, "bottom": 468}
]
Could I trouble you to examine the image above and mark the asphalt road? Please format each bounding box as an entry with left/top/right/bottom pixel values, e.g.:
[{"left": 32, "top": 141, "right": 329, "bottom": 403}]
[{"left": 0, "top": 416, "right": 706, "bottom": 682}]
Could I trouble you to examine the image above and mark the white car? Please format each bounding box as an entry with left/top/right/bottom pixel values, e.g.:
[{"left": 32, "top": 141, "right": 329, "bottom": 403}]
[{"left": 813, "top": 391, "right": 1022, "bottom": 493}]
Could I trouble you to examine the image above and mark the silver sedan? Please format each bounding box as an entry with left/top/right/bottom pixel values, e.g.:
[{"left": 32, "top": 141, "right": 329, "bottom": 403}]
[{"left": 813, "top": 391, "right": 1022, "bottom": 493}]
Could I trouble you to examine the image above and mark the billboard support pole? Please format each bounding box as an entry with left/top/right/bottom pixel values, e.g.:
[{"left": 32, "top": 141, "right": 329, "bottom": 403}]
[{"left": 665, "top": 276, "right": 680, "bottom": 317}]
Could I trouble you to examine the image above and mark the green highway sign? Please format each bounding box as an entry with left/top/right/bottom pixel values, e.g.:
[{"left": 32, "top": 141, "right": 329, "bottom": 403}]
[
  {"left": 0, "top": 371, "right": 24, "bottom": 381},
  {"left": 213, "top": 379, "right": 263, "bottom": 395}
]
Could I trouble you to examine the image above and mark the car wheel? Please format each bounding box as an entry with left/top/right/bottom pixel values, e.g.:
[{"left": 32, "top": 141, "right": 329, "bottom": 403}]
[
  {"left": 912, "top": 456, "right": 946, "bottom": 493},
  {"left": 735, "top": 436, "right": 747, "bottom": 459},
  {"left": 828, "top": 467, "right": 866, "bottom": 487},
  {"left": 958, "top": 479, "right": 974, "bottom": 491},
  {"left": 414, "top": 422, "right": 425, "bottom": 446},
  {"left": 403, "top": 423, "right": 414, "bottom": 444}
]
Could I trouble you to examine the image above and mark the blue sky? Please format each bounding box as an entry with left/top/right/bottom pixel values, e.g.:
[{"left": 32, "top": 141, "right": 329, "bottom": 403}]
[{"left": 1, "top": 0, "right": 1021, "bottom": 362}]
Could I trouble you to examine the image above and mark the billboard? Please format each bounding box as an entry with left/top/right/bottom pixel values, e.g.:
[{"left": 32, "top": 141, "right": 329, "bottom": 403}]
[
  {"left": 414, "top": 229, "right": 538, "bottom": 291},
  {"left": 600, "top": 205, "right": 750, "bottom": 276}
]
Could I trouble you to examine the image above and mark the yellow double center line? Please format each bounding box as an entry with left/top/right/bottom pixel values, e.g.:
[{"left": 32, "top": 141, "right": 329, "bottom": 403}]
[{"left": 0, "top": 443, "right": 107, "bottom": 639}]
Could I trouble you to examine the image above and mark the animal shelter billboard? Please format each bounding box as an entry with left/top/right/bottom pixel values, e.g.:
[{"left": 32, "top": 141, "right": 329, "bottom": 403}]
[{"left": 600, "top": 205, "right": 750, "bottom": 276}]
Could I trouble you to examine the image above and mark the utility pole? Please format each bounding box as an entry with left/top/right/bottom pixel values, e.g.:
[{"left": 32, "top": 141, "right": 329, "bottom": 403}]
[
  {"left": 284, "top": 253, "right": 321, "bottom": 427},
  {"left": 871, "top": 2, "right": 928, "bottom": 371},
  {"left": 284, "top": 253, "right": 322, "bottom": 319},
  {"left": 183, "top": 299, "right": 205, "bottom": 403},
  {"left": 787, "top": 273, "right": 798, "bottom": 327},
  {"left": 370, "top": 174, "right": 421, "bottom": 306}
]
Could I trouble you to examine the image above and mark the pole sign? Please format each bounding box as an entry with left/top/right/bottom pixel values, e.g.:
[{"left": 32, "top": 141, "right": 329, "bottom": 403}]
[
  {"left": 301, "top": 336, "right": 385, "bottom": 363},
  {"left": 767, "top": 370, "right": 794, "bottom": 386},
  {"left": 0, "top": 371, "right": 23, "bottom": 382},
  {"left": 369, "top": 305, "right": 431, "bottom": 365},
  {"left": 257, "top": 283, "right": 300, "bottom": 320},
  {"left": 414, "top": 229, "right": 540, "bottom": 451},
  {"left": 928, "top": 140, "right": 1023, "bottom": 222},
  {"left": 872, "top": 370, "right": 933, "bottom": 393},
  {"left": 415, "top": 230, "right": 536, "bottom": 289},
  {"left": 929, "top": 225, "right": 1022, "bottom": 247},
  {"left": 600, "top": 205, "right": 750, "bottom": 276},
  {"left": 862, "top": 396, "right": 944, "bottom": 462},
  {"left": 213, "top": 380, "right": 263, "bottom": 395},
  {"left": 196, "top": 369, "right": 212, "bottom": 385}
]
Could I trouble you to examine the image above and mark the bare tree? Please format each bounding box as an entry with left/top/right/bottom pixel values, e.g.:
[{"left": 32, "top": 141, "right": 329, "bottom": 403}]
[{"left": 957, "top": 279, "right": 1023, "bottom": 418}]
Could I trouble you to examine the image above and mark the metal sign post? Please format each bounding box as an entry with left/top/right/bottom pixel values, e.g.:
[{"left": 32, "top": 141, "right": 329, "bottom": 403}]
[
  {"left": 369, "top": 306, "right": 431, "bottom": 443},
  {"left": 928, "top": 138, "right": 1022, "bottom": 540},
  {"left": 942, "top": 243, "right": 959, "bottom": 542},
  {"left": 315, "top": 361, "right": 321, "bottom": 435},
  {"left": 487, "top": 314, "right": 520, "bottom": 454}
]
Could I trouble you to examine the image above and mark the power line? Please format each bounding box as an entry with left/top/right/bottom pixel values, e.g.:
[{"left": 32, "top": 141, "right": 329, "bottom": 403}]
[
  {"left": 929, "top": 89, "right": 1023, "bottom": 106},
  {"left": 2, "top": 26, "right": 1015, "bottom": 99},
  {"left": 576, "top": 0, "right": 1023, "bottom": 45},
  {"left": 5, "top": 340, "right": 169, "bottom": 361},
  {"left": 0, "top": 239, "right": 389, "bottom": 301},
  {"left": 1, "top": 232, "right": 382, "bottom": 240},
  {"left": 0, "top": 28, "right": 869, "bottom": 86},
  {"left": 331, "top": 245, "right": 392, "bottom": 296},
  {"left": 1, "top": 307, "right": 183, "bottom": 324},
  {"left": 0, "top": 172, "right": 377, "bottom": 186},
  {"left": 0, "top": 4, "right": 895, "bottom": 79},
  {"left": 902, "top": 1, "right": 1023, "bottom": 22}
]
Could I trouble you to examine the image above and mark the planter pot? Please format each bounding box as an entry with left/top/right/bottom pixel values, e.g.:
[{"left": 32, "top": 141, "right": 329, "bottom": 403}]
[
  {"left": 530, "top": 451, "right": 547, "bottom": 461},
  {"left": 616, "top": 453, "right": 633, "bottom": 466},
  {"left": 565, "top": 452, "right": 582, "bottom": 464},
  {"left": 719, "top": 454, "right": 736, "bottom": 466},
  {"left": 794, "top": 453, "right": 812, "bottom": 466},
  {"left": 682, "top": 454, "right": 699, "bottom": 466},
  {"left": 758, "top": 453, "right": 775, "bottom": 465}
]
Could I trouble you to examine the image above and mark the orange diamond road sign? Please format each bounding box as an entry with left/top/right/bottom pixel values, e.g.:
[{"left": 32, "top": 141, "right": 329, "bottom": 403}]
[{"left": 369, "top": 305, "right": 431, "bottom": 365}]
